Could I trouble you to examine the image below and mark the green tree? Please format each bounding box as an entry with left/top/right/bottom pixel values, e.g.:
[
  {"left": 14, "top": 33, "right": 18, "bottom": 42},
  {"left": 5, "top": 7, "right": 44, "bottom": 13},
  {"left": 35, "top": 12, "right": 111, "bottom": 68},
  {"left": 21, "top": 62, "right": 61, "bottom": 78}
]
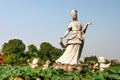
[
  {"left": 2, "top": 39, "right": 25, "bottom": 55},
  {"left": 39, "top": 42, "right": 63, "bottom": 64},
  {"left": 39, "top": 42, "right": 53, "bottom": 61},
  {"left": 28, "top": 44, "right": 38, "bottom": 53},
  {"left": 84, "top": 55, "right": 98, "bottom": 63},
  {"left": 27, "top": 44, "right": 39, "bottom": 57},
  {"left": 49, "top": 48, "right": 63, "bottom": 61},
  {"left": 25, "top": 44, "right": 40, "bottom": 63},
  {"left": 2, "top": 39, "right": 26, "bottom": 65}
]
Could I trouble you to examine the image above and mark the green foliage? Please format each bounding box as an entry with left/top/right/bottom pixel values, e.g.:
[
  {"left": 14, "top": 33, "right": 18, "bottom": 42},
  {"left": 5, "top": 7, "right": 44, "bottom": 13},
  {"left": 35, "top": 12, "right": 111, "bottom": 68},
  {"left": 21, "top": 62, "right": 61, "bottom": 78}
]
[
  {"left": 25, "top": 44, "right": 40, "bottom": 62},
  {"left": 2, "top": 39, "right": 25, "bottom": 55},
  {"left": 1, "top": 39, "right": 27, "bottom": 65},
  {"left": 3, "top": 52, "right": 28, "bottom": 65},
  {"left": 39, "top": 42, "right": 53, "bottom": 60},
  {"left": 1, "top": 39, "right": 120, "bottom": 79},
  {"left": 39, "top": 42, "right": 63, "bottom": 65},
  {"left": 1, "top": 40, "right": 63, "bottom": 65},
  {"left": 0, "top": 65, "right": 120, "bottom": 80},
  {"left": 49, "top": 48, "right": 63, "bottom": 61},
  {"left": 103, "top": 66, "right": 120, "bottom": 79},
  {"left": 28, "top": 44, "right": 38, "bottom": 53},
  {"left": 0, "top": 66, "right": 43, "bottom": 80},
  {"left": 3, "top": 54, "right": 17, "bottom": 65},
  {"left": 84, "top": 55, "right": 98, "bottom": 63}
]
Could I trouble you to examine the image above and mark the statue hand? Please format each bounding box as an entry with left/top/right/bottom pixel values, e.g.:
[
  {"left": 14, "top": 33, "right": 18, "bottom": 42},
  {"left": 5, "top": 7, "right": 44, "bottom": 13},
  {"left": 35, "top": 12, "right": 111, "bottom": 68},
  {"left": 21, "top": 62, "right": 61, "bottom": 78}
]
[
  {"left": 87, "top": 22, "right": 92, "bottom": 25},
  {"left": 60, "top": 36, "right": 64, "bottom": 39}
]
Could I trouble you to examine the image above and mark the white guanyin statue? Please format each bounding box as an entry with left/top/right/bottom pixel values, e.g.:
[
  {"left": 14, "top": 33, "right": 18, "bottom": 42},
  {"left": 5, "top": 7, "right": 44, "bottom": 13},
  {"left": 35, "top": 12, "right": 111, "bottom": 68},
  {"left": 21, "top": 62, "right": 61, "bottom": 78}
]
[{"left": 56, "top": 9, "right": 91, "bottom": 65}]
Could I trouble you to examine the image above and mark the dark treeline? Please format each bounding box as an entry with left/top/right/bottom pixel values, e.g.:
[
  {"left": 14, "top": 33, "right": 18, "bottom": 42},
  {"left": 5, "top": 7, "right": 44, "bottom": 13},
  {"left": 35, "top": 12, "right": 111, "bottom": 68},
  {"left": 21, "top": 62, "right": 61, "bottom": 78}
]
[
  {"left": 1, "top": 39, "right": 119, "bottom": 66},
  {"left": 1, "top": 39, "right": 63, "bottom": 65}
]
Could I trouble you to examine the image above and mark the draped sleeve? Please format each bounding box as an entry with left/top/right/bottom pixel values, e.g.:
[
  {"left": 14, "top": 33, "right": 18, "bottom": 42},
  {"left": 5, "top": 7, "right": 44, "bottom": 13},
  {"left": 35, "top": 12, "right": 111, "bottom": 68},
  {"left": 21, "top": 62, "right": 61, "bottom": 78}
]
[{"left": 82, "top": 24, "right": 87, "bottom": 41}]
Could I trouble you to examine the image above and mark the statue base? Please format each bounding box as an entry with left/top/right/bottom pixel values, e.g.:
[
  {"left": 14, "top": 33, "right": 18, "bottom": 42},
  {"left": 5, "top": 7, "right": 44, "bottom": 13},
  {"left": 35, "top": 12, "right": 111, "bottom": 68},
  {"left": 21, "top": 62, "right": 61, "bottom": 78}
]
[{"left": 53, "top": 63, "right": 88, "bottom": 72}]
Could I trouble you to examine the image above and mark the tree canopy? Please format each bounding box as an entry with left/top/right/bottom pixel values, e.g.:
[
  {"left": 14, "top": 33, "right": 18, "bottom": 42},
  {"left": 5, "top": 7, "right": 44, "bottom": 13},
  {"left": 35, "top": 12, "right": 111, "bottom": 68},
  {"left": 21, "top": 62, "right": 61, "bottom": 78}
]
[
  {"left": 2, "top": 39, "right": 25, "bottom": 55},
  {"left": 1, "top": 39, "right": 63, "bottom": 65},
  {"left": 39, "top": 42, "right": 63, "bottom": 63}
]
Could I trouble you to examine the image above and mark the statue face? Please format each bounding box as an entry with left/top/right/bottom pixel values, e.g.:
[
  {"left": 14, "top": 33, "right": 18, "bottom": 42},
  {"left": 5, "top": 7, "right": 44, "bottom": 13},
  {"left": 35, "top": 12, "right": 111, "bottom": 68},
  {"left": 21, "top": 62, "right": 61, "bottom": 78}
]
[
  {"left": 71, "top": 9, "right": 77, "bottom": 20},
  {"left": 71, "top": 13, "right": 77, "bottom": 20}
]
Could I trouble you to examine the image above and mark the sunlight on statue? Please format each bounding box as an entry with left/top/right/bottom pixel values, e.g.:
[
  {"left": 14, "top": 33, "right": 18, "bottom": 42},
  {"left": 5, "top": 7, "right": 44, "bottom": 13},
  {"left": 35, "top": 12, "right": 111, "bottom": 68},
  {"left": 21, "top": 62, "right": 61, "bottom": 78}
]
[{"left": 56, "top": 9, "right": 91, "bottom": 65}]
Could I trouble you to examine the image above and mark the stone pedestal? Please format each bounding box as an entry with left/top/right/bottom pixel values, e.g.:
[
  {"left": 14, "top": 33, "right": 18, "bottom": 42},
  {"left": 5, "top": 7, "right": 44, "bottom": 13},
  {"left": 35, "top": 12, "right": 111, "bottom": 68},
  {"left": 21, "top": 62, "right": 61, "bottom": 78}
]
[{"left": 53, "top": 63, "right": 88, "bottom": 72}]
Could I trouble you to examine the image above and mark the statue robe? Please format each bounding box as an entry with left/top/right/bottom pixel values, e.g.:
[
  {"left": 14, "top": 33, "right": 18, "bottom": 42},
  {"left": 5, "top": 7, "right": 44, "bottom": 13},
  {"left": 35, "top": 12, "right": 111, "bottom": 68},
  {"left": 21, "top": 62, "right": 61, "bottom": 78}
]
[{"left": 56, "top": 20, "right": 87, "bottom": 65}]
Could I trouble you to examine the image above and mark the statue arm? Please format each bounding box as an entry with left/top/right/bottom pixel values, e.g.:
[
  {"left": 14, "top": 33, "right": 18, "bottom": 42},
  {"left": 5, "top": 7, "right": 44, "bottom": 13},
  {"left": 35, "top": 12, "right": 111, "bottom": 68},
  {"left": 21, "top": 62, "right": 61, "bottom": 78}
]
[
  {"left": 59, "top": 22, "right": 71, "bottom": 47},
  {"left": 60, "top": 22, "right": 72, "bottom": 38},
  {"left": 59, "top": 29, "right": 70, "bottom": 48},
  {"left": 82, "top": 22, "right": 91, "bottom": 33},
  {"left": 60, "top": 28, "right": 70, "bottom": 38}
]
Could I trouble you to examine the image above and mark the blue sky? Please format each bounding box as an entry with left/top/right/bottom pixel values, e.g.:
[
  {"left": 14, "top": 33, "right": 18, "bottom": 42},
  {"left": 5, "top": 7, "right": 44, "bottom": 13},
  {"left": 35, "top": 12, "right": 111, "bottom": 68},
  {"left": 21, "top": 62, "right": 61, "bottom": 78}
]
[{"left": 0, "top": 0, "right": 120, "bottom": 60}]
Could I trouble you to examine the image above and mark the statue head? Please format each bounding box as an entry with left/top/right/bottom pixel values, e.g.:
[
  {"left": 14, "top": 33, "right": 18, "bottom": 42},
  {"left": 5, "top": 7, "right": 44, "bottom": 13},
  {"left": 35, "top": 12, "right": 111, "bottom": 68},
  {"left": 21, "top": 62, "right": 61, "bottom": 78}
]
[{"left": 71, "top": 9, "right": 78, "bottom": 20}]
